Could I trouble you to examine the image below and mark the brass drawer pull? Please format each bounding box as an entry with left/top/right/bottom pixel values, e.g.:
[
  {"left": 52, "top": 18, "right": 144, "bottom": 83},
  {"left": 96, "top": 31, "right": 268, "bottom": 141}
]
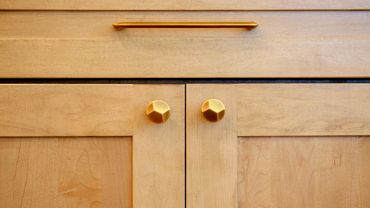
[
  {"left": 146, "top": 100, "right": 171, "bottom": 123},
  {"left": 201, "top": 99, "right": 226, "bottom": 122},
  {"left": 112, "top": 22, "right": 258, "bottom": 30}
]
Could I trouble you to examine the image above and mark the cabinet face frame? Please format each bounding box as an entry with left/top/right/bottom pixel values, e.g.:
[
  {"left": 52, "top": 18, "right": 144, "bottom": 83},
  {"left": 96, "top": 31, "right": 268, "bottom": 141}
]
[
  {"left": 186, "top": 84, "right": 370, "bottom": 208},
  {"left": 0, "top": 84, "right": 185, "bottom": 208},
  {"left": 1, "top": 0, "right": 370, "bottom": 10}
]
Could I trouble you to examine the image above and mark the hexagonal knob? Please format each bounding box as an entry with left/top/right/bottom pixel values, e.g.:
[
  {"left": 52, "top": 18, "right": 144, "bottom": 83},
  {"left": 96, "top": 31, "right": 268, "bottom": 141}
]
[
  {"left": 146, "top": 100, "right": 171, "bottom": 123},
  {"left": 201, "top": 99, "right": 226, "bottom": 122}
]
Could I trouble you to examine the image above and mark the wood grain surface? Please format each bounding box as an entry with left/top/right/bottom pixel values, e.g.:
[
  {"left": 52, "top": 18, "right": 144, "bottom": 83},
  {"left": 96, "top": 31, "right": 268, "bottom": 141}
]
[
  {"left": 186, "top": 84, "right": 370, "bottom": 208},
  {"left": 0, "top": 137, "right": 132, "bottom": 208},
  {"left": 133, "top": 85, "right": 185, "bottom": 208},
  {"left": 237, "top": 84, "right": 370, "bottom": 136},
  {"left": 238, "top": 136, "right": 370, "bottom": 208},
  {"left": 0, "top": 0, "right": 369, "bottom": 10},
  {"left": 186, "top": 84, "right": 238, "bottom": 208},
  {"left": 1, "top": 12, "right": 370, "bottom": 78},
  {"left": 0, "top": 84, "right": 185, "bottom": 208},
  {"left": 0, "top": 84, "right": 134, "bottom": 137}
]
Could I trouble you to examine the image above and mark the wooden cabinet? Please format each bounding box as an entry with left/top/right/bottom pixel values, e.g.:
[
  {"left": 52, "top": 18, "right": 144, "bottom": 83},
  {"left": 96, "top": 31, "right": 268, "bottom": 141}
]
[
  {"left": 0, "top": 84, "right": 185, "bottom": 208},
  {"left": 187, "top": 84, "right": 370, "bottom": 208},
  {"left": 1, "top": 0, "right": 370, "bottom": 207},
  {"left": 1, "top": 84, "right": 369, "bottom": 208}
]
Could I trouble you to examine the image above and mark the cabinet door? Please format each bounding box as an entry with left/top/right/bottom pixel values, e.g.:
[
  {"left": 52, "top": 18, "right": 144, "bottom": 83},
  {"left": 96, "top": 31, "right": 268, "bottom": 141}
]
[
  {"left": 187, "top": 84, "right": 370, "bottom": 208},
  {"left": 0, "top": 84, "right": 184, "bottom": 208}
]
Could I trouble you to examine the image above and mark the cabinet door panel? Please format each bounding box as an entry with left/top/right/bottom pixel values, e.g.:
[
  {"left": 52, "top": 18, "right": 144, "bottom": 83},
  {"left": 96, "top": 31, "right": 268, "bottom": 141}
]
[
  {"left": 0, "top": 84, "right": 185, "bottom": 208},
  {"left": 187, "top": 84, "right": 370, "bottom": 208},
  {"left": 238, "top": 136, "right": 370, "bottom": 208},
  {"left": 0, "top": 137, "right": 132, "bottom": 208}
]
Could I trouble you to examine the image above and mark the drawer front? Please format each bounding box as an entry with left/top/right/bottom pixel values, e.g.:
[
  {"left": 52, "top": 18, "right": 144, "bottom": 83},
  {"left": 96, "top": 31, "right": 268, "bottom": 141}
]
[
  {"left": 187, "top": 84, "right": 370, "bottom": 208},
  {"left": 1, "top": 11, "right": 370, "bottom": 78},
  {"left": 0, "top": 0, "right": 369, "bottom": 10}
]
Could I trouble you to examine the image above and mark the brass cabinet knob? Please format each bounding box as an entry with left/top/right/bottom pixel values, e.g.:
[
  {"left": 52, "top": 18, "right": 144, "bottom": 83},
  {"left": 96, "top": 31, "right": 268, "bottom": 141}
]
[
  {"left": 146, "top": 100, "right": 171, "bottom": 123},
  {"left": 201, "top": 99, "right": 226, "bottom": 122}
]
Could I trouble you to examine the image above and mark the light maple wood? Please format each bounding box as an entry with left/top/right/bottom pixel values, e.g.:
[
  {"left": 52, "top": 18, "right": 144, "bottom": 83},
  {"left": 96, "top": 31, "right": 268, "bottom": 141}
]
[
  {"left": 133, "top": 85, "right": 185, "bottom": 208},
  {"left": 237, "top": 84, "right": 370, "bottom": 136},
  {"left": 0, "top": 84, "right": 185, "bottom": 208},
  {"left": 187, "top": 84, "right": 370, "bottom": 208},
  {"left": 0, "top": 84, "right": 134, "bottom": 136},
  {"left": 0, "top": 0, "right": 369, "bottom": 10},
  {"left": 1, "top": 12, "right": 370, "bottom": 78},
  {"left": 238, "top": 136, "right": 370, "bottom": 208},
  {"left": 0, "top": 137, "right": 132, "bottom": 208},
  {"left": 186, "top": 84, "right": 238, "bottom": 208}
]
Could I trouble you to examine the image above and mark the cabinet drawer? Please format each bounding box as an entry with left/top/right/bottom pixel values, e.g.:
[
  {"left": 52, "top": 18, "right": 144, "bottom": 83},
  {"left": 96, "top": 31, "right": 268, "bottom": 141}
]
[
  {"left": 1, "top": 11, "right": 370, "bottom": 78},
  {"left": 1, "top": 0, "right": 369, "bottom": 10}
]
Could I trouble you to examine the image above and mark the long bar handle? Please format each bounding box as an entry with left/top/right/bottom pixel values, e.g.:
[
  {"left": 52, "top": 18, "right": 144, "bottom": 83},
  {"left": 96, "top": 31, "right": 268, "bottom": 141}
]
[{"left": 112, "top": 21, "right": 258, "bottom": 30}]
